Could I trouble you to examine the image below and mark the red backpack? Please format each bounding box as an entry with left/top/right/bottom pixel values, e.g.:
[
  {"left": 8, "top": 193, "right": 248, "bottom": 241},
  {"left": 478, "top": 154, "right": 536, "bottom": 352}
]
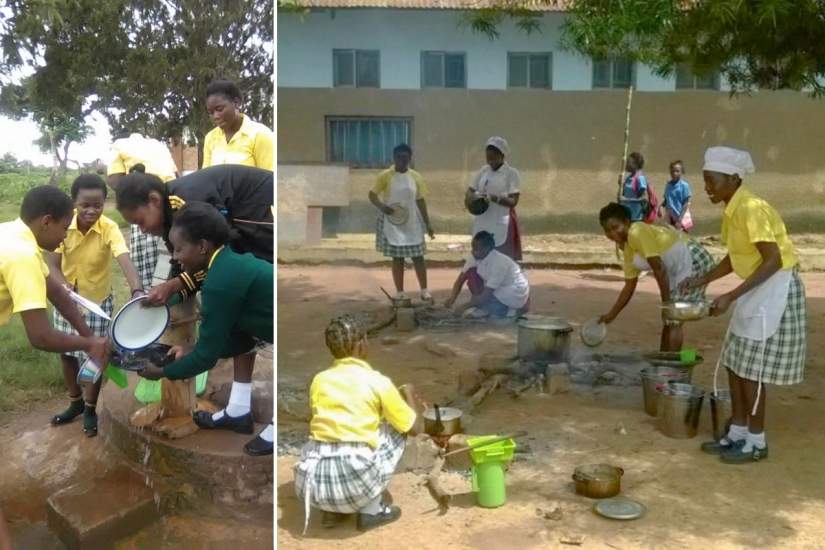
[{"left": 631, "top": 172, "right": 659, "bottom": 224}]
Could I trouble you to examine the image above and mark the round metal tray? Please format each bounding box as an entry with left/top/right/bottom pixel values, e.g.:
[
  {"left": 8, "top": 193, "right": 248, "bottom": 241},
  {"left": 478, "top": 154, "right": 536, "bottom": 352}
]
[{"left": 593, "top": 497, "right": 646, "bottom": 520}]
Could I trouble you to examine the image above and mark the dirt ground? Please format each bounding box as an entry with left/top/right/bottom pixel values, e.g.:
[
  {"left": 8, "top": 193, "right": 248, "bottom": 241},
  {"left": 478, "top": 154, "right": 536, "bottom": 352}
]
[{"left": 277, "top": 265, "right": 825, "bottom": 549}]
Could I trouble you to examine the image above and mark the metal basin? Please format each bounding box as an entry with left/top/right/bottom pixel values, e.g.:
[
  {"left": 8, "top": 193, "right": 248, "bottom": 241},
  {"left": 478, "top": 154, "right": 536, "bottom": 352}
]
[{"left": 661, "top": 301, "right": 711, "bottom": 322}]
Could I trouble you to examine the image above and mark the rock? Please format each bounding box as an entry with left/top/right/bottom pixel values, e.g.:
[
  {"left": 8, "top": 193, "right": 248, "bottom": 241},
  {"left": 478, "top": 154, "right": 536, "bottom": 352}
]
[
  {"left": 398, "top": 434, "right": 440, "bottom": 472},
  {"left": 445, "top": 434, "right": 473, "bottom": 470},
  {"left": 545, "top": 364, "right": 570, "bottom": 395},
  {"left": 457, "top": 369, "right": 486, "bottom": 396},
  {"left": 545, "top": 506, "right": 564, "bottom": 521},
  {"left": 423, "top": 341, "right": 458, "bottom": 358},
  {"left": 615, "top": 422, "right": 628, "bottom": 435},
  {"left": 382, "top": 336, "right": 401, "bottom": 345},
  {"left": 396, "top": 307, "right": 417, "bottom": 331}
]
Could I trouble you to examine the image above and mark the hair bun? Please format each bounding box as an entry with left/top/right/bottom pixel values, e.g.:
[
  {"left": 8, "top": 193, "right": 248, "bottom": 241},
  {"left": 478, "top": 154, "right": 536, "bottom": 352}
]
[{"left": 129, "top": 163, "right": 147, "bottom": 174}]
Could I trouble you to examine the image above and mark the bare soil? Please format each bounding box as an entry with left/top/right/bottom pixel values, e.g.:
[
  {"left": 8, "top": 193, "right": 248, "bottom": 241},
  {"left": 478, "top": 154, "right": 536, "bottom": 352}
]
[{"left": 277, "top": 265, "right": 825, "bottom": 549}]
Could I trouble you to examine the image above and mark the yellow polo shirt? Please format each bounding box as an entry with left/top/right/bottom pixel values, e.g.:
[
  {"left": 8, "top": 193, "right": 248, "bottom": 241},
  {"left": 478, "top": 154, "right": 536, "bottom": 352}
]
[
  {"left": 373, "top": 168, "right": 429, "bottom": 199},
  {"left": 309, "top": 357, "right": 416, "bottom": 448},
  {"left": 0, "top": 219, "right": 50, "bottom": 325},
  {"left": 107, "top": 133, "right": 177, "bottom": 182},
  {"left": 202, "top": 114, "right": 273, "bottom": 170},
  {"left": 623, "top": 223, "right": 682, "bottom": 279},
  {"left": 57, "top": 214, "right": 130, "bottom": 304},
  {"left": 721, "top": 186, "right": 797, "bottom": 279}
]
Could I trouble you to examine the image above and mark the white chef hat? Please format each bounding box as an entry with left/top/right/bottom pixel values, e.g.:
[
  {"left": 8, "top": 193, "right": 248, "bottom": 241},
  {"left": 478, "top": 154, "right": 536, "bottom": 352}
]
[
  {"left": 486, "top": 136, "right": 510, "bottom": 157},
  {"left": 703, "top": 146, "right": 755, "bottom": 176}
]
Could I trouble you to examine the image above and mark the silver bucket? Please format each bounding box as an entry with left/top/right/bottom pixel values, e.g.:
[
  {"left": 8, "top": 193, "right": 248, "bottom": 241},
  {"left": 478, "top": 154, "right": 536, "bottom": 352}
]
[
  {"left": 640, "top": 367, "right": 690, "bottom": 417},
  {"left": 657, "top": 382, "right": 705, "bottom": 439},
  {"left": 709, "top": 389, "right": 733, "bottom": 441}
]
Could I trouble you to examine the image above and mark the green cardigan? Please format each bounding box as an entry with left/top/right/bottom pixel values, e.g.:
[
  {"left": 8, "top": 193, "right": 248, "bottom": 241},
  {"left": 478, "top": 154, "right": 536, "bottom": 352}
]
[{"left": 163, "top": 248, "right": 273, "bottom": 380}]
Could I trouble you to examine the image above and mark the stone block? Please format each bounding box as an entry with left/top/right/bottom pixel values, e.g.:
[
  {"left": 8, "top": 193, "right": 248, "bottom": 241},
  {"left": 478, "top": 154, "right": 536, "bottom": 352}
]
[
  {"left": 545, "top": 363, "right": 570, "bottom": 394},
  {"left": 396, "top": 307, "right": 417, "bottom": 331},
  {"left": 398, "top": 434, "right": 439, "bottom": 472},
  {"left": 47, "top": 466, "right": 160, "bottom": 550},
  {"left": 457, "top": 368, "right": 486, "bottom": 397}
]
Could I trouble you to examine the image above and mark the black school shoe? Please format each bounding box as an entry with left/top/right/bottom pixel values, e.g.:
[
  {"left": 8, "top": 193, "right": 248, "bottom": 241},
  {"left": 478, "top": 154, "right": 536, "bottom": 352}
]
[
  {"left": 700, "top": 437, "right": 745, "bottom": 455},
  {"left": 193, "top": 410, "right": 255, "bottom": 434},
  {"left": 51, "top": 397, "right": 85, "bottom": 426},
  {"left": 720, "top": 444, "right": 769, "bottom": 464},
  {"left": 83, "top": 405, "right": 98, "bottom": 438},
  {"left": 243, "top": 434, "right": 273, "bottom": 456},
  {"left": 356, "top": 505, "right": 401, "bottom": 532}
]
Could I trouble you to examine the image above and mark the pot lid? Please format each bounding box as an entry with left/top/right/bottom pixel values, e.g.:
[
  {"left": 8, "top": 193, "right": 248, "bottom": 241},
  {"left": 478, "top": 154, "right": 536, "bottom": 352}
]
[
  {"left": 386, "top": 203, "right": 409, "bottom": 225},
  {"left": 581, "top": 318, "right": 607, "bottom": 347},
  {"left": 518, "top": 318, "right": 573, "bottom": 332},
  {"left": 423, "top": 406, "right": 462, "bottom": 421},
  {"left": 594, "top": 497, "right": 646, "bottom": 520},
  {"left": 110, "top": 296, "right": 170, "bottom": 351}
]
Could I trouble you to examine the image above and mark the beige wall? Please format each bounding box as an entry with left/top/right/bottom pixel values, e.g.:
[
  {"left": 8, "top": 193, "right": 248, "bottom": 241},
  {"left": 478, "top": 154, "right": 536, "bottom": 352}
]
[{"left": 278, "top": 88, "right": 825, "bottom": 235}]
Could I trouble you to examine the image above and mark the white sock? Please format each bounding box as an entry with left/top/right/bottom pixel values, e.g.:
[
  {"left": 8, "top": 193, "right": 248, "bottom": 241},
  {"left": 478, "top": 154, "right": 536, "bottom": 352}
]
[
  {"left": 259, "top": 424, "right": 274, "bottom": 443},
  {"left": 725, "top": 424, "right": 748, "bottom": 443},
  {"left": 213, "top": 381, "right": 252, "bottom": 421},
  {"left": 742, "top": 431, "right": 766, "bottom": 452},
  {"left": 359, "top": 495, "right": 382, "bottom": 515}
]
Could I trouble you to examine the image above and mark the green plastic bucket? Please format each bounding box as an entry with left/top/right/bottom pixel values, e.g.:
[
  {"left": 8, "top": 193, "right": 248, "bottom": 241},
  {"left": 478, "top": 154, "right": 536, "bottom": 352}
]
[{"left": 468, "top": 435, "right": 517, "bottom": 508}]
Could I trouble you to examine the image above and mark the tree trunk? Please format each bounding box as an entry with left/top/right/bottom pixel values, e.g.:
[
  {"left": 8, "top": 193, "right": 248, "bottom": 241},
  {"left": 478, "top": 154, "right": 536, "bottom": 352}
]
[{"left": 48, "top": 130, "right": 59, "bottom": 186}]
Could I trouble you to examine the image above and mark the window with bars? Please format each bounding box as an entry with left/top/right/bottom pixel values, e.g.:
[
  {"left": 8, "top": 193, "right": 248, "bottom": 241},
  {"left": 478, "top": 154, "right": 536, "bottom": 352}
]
[
  {"left": 675, "top": 63, "right": 720, "bottom": 90},
  {"left": 421, "top": 51, "right": 466, "bottom": 88},
  {"left": 333, "top": 49, "right": 380, "bottom": 88},
  {"left": 508, "top": 53, "right": 552, "bottom": 88},
  {"left": 327, "top": 117, "right": 413, "bottom": 168},
  {"left": 592, "top": 57, "right": 635, "bottom": 89}
]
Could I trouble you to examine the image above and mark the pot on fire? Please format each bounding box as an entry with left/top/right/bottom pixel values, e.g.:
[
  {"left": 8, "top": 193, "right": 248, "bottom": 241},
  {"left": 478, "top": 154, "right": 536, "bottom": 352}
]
[{"left": 517, "top": 318, "right": 573, "bottom": 362}]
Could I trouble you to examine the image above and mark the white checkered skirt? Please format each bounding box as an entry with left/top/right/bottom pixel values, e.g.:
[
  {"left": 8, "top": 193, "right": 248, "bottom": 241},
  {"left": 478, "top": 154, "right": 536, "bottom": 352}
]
[
  {"left": 130, "top": 225, "right": 161, "bottom": 290},
  {"left": 53, "top": 295, "right": 115, "bottom": 360},
  {"left": 293, "top": 423, "right": 406, "bottom": 514},
  {"left": 375, "top": 216, "right": 426, "bottom": 259},
  {"left": 670, "top": 240, "right": 716, "bottom": 302},
  {"left": 721, "top": 271, "right": 807, "bottom": 385}
]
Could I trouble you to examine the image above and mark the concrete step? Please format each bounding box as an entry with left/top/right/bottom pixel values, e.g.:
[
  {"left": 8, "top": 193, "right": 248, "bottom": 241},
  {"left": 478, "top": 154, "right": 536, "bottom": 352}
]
[{"left": 47, "top": 466, "right": 160, "bottom": 550}]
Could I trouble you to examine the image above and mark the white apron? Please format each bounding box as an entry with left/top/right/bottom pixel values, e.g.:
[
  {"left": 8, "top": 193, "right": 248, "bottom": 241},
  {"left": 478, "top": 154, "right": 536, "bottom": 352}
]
[
  {"left": 729, "top": 269, "right": 792, "bottom": 341},
  {"left": 471, "top": 165, "right": 515, "bottom": 247},
  {"left": 382, "top": 172, "right": 424, "bottom": 246},
  {"left": 631, "top": 240, "right": 693, "bottom": 289}
]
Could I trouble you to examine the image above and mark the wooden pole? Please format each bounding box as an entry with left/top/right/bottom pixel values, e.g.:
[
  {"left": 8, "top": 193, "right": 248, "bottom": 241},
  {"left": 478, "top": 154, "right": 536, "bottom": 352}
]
[{"left": 618, "top": 85, "right": 634, "bottom": 202}]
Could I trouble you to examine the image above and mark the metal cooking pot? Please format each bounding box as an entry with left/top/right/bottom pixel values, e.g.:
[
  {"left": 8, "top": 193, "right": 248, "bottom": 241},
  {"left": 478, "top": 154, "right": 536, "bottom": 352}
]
[
  {"left": 423, "top": 405, "right": 462, "bottom": 436},
  {"left": 572, "top": 464, "right": 624, "bottom": 499},
  {"left": 517, "top": 318, "right": 573, "bottom": 361}
]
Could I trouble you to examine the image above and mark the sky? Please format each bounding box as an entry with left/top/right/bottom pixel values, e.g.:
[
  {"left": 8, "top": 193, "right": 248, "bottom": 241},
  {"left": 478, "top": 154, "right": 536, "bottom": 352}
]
[{"left": 0, "top": 113, "right": 113, "bottom": 168}]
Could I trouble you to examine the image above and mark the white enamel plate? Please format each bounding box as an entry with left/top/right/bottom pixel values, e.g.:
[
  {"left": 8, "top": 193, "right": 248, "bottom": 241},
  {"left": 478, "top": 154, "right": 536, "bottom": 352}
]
[{"left": 110, "top": 296, "right": 170, "bottom": 351}]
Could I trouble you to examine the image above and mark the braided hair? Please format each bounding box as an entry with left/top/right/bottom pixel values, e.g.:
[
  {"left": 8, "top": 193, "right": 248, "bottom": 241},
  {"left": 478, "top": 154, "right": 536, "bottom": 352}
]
[{"left": 325, "top": 314, "right": 366, "bottom": 359}]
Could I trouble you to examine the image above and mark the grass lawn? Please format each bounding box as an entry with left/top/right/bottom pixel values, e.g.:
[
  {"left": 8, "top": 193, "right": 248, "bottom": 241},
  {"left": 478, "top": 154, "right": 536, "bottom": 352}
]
[{"left": 0, "top": 184, "right": 131, "bottom": 419}]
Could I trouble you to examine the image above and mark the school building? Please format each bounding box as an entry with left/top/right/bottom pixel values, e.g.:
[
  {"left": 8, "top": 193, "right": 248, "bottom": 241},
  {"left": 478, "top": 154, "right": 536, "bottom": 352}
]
[{"left": 277, "top": 0, "right": 825, "bottom": 244}]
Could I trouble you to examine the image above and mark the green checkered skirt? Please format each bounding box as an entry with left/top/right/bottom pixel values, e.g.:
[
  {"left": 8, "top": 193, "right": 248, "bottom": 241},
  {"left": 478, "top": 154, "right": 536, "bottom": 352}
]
[
  {"left": 721, "top": 271, "right": 807, "bottom": 385},
  {"left": 53, "top": 295, "right": 114, "bottom": 360},
  {"left": 670, "top": 240, "right": 716, "bottom": 302},
  {"left": 375, "top": 216, "right": 426, "bottom": 259}
]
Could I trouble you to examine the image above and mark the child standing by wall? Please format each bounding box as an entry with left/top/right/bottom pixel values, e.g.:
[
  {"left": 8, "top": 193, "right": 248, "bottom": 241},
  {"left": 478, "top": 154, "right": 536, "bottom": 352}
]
[
  {"left": 661, "top": 160, "right": 693, "bottom": 232},
  {"left": 294, "top": 314, "right": 424, "bottom": 533},
  {"left": 619, "top": 152, "right": 650, "bottom": 223},
  {"left": 48, "top": 174, "right": 143, "bottom": 437}
]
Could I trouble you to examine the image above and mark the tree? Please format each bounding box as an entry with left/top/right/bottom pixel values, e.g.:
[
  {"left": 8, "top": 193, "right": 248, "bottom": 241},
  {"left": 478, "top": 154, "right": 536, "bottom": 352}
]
[
  {"left": 0, "top": 0, "right": 274, "bottom": 166},
  {"left": 466, "top": 0, "right": 825, "bottom": 95}
]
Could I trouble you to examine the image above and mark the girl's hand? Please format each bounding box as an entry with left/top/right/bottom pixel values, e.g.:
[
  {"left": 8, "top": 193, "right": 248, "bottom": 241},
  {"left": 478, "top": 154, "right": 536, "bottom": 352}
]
[
  {"left": 679, "top": 276, "right": 705, "bottom": 292},
  {"left": 710, "top": 294, "right": 734, "bottom": 317},
  {"left": 427, "top": 225, "right": 435, "bottom": 239},
  {"left": 443, "top": 296, "right": 456, "bottom": 308},
  {"left": 167, "top": 345, "right": 192, "bottom": 360},
  {"left": 598, "top": 313, "right": 614, "bottom": 325},
  {"left": 382, "top": 205, "right": 395, "bottom": 215},
  {"left": 139, "top": 365, "right": 166, "bottom": 380}
]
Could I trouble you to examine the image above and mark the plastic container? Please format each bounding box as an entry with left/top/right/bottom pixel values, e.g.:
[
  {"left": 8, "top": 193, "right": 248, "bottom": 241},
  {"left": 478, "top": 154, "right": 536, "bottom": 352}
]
[
  {"left": 657, "top": 382, "right": 705, "bottom": 439},
  {"left": 679, "top": 348, "right": 697, "bottom": 363},
  {"left": 468, "top": 435, "right": 517, "bottom": 508}
]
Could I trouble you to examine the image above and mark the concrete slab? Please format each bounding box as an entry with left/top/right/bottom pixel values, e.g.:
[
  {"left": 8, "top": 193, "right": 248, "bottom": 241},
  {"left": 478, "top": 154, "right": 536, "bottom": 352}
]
[{"left": 47, "top": 466, "right": 159, "bottom": 550}]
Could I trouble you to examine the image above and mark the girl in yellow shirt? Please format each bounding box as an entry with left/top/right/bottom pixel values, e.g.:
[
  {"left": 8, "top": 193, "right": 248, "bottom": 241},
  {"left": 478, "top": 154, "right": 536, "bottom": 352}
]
[
  {"left": 293, "top": 314, "right": 424, "bottom": 533},
  {"left": 203, "top": 79, "right": 273, "bottom": 170},
  {"left": 598, "top": 202, "right": 715, "bottom": 351},
  {"left": 683, "top": 147, "right": 806, "bottom": 464}
]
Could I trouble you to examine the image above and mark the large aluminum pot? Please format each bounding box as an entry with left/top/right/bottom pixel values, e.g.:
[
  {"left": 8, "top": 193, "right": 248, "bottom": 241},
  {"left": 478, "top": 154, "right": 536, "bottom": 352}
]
[
  {"left": 517, "top": 318, "right": 573, "bottom": 361},
  {"left": 423, "top": 405, "right": 462, "bottom": 436}
]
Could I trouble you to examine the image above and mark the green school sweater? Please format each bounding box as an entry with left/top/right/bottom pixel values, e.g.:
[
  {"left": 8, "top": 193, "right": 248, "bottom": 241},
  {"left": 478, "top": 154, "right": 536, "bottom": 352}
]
[{"left": 163, "top": 248, "right": 273, "bottom": 380}]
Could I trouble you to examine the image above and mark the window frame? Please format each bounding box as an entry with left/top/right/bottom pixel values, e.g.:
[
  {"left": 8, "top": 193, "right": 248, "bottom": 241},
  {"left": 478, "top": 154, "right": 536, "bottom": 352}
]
[
  {"left": 592, "top": 57, "right": 636, "bottom": 89},
  {"left": 325, "top": 116, "right": 414, "bottom": 169},
  {"left": 675, "top": 63, "right": 721, "bottom": 90},
  {"left": 420, "top": 51, "right": 467, "bottom": 89},
  {"left": 332, "top": 48, "right": 381, "bottom": 88},
  {"left": 507, "top": 52, "right": 553, "bottom": 89}
]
